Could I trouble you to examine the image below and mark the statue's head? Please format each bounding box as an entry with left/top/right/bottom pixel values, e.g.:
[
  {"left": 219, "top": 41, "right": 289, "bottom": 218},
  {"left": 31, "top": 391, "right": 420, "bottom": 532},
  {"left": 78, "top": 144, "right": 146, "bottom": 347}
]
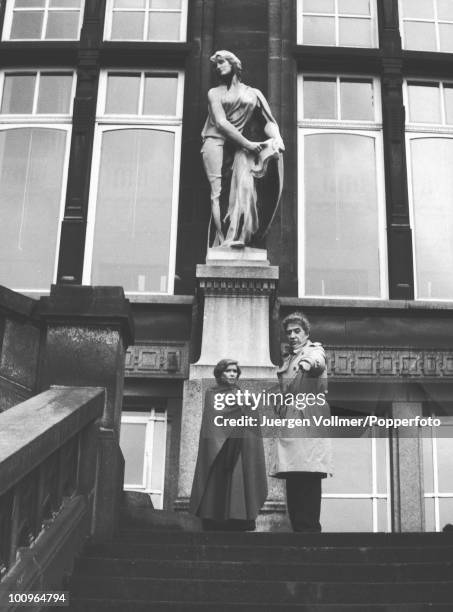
[
  {"left": 213, "top": 358, "right": 241, "bottom": 383},
  {"left": 210, "top": 50, "right": 242, "bottom": 80}
]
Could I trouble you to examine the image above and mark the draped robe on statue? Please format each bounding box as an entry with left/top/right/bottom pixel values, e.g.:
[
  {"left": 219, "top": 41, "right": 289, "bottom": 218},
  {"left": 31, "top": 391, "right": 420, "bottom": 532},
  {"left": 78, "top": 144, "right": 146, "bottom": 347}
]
[{"left": 201, "top": 85, "right": 283, "bottom": 246}]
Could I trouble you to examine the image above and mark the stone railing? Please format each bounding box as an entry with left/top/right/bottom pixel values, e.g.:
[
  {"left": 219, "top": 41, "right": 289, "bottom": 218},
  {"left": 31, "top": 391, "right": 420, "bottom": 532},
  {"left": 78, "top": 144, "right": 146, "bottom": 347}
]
[{"left": 0, "top": 386, "right": 105, "bottom": 608}]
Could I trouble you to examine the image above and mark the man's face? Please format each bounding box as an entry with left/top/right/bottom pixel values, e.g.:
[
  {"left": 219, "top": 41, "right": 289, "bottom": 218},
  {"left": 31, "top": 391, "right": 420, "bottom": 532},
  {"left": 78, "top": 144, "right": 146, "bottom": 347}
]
[
  {"left": 221, "top": 364, "right": 239, "bottom": 384},
  {"left": 285, "top": 323, "right": 308, "bottom": 350}
]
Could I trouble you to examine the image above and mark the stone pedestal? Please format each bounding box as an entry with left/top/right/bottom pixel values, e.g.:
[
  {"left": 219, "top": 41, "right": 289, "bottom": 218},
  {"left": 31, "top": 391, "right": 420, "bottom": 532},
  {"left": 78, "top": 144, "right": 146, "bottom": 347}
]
[
  {"left": 190, "top": 247, "right": 279, "bottom": 379},
  {"left": 176, "top": 249, "right": 286, "bottom": 528}
]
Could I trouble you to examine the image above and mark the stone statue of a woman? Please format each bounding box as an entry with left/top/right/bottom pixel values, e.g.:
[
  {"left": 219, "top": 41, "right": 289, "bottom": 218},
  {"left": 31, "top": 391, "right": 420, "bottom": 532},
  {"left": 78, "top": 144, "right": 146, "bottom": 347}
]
[{"left": 201, "top": 50, "right": 285, "bottom": 248}]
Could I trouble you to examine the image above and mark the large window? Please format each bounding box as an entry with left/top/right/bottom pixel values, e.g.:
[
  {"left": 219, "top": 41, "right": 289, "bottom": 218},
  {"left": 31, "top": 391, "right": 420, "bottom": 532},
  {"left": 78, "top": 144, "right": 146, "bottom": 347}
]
[
  {"left": 104, "top": 0, "right": 188, "bottom": 41},
  {"left": 405, "top": 80, "right": 453, "bottom": 300},
  {"left": 323, "top": 435, "right": 390, "bottom": 532},
  {"left": 0, "top": 71, "right": 75, "bottom": 292},
  {"left": 423, "top": 420, "right": 453, "bottom": 531},
  {"left": 399, "top": 0, "right": 453, "bottom": 52},
  {"left": 84, "top": 70, "right": 183, "bottom": 295},
  {"left": 298, "top": 75, "right": 387, "bottom": 298},
  {"left": 297, "top": 0, "right": 378, "bottom": 47},
  {"left": 120, "top": 408, "right": 167, "bottom": 509},
  {"left": 2, "top": 0, "right": 84, "bottom": 41}
]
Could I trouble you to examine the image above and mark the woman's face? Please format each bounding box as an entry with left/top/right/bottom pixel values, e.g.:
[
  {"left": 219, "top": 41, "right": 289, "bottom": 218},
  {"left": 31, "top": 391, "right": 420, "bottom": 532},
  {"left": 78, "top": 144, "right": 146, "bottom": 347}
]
[
  {"left": 221, "top": 364, "right": 239, "bottom": 384},
  {"left": 215, "top": 56, "right": 233, "bottom": 78}
]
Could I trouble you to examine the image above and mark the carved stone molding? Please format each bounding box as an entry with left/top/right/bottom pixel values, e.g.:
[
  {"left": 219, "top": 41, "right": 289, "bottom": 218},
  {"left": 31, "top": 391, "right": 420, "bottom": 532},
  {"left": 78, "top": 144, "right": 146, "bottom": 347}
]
[
  {"left": 125, "top": 342, "right": 189, "bottom": 379},
  {"left": 326, "top": 347, "right": 453, "bottom": 378},
  {"left": 199, "top": 277, "right": 278, "bottom": 296}
]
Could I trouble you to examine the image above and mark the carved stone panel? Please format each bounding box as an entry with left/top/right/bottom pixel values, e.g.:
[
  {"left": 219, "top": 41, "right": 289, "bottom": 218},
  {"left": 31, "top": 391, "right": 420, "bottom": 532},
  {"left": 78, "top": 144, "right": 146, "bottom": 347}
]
[{"left": 125, "top": 342, "right": 189, "bottom": 379}]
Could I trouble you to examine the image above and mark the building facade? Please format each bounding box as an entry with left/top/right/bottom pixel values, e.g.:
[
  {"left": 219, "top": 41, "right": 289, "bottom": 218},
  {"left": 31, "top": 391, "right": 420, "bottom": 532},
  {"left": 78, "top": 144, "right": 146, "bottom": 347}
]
[{"left": 1, "top": 0, "right": 453, "bottom": 531}]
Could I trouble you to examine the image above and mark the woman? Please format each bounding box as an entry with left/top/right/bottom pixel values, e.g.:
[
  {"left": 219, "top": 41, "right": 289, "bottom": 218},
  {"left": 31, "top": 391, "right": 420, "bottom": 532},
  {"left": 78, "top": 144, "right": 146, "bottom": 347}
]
[
  {"left": 189, "top": 358, "right": 268, "bottom": 531},
  {"left": 201, "top": 50, "right": 284, "bottom": 248}
]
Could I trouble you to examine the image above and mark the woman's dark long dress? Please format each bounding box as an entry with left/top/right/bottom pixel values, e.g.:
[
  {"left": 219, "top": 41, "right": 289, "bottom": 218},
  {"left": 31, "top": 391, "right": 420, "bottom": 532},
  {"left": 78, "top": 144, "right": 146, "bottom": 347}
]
[{"left": 189, "top": 383, "right": 268, "bottom": 530}]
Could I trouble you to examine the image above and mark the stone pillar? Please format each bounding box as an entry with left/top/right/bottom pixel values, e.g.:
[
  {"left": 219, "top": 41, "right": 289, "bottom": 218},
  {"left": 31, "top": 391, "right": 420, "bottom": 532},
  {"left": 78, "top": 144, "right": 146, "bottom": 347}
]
[
  {"left": 176, "top": 249, "right": 281, "bottom": 525},
  {"left": 391, "top": 401, "right": 425, "bottom": 532},
  {"left": 37, "top": 285, "right": 134, "bottom": 540}
]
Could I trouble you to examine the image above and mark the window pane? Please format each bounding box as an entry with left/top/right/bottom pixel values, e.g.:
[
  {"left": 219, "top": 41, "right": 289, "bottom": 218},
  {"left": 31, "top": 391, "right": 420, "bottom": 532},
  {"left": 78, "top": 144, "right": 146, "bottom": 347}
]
[
  {"left": 438, "top": 0, "right": 453, "bottom": 20},
  {"left": 445, "top": 85, "right": 453, "bottom": 124},
  {"left": 0, "top": 128, "right": 66, "bottom": 290},
  {"left": 15, "top": 0, "right": 44, "bottom": 6},
  {"left": 338, "top": 0, "right": 370, "bottom": 15},
  {"left": 304, "top": 133, "right": 380, "bottom": 297},
  {"left": 10, "top": 11, "right": 44, "bottom": 38},
  {"left": 439, "top": 24, "right": 453, "bottom": 52},
  {"left": 407, "top": 83, "right": 441, "bottom": 123},
  {"left": 425, "top": 498, "right": 436, "bottom": 531},
  {"left": 50, "top": 0, "right": 81, "bottom": 6},
  {"left": 114, "top": 0, "right": 145, "bottom": 6},
  {"left": 92, "top": 129, "right": 175, "bottom": 292},
  {"left": 150, "top": 419, "right": 166, "bottom": 490},
  {"left": 37, "top": 74, "right": 73, "bottom": 113},
  {"left": 46, "top": 11, "right": 79, "bottom": 38},
  {"left": 105, "top": 75, "right": 140, "bottom": 114},
  {"left": 150, "top": 0, "right": 181, "bottom": 7},
  {"left": 1, "top": 74, "right": 35, "bottom": 114},
  {"left": 303, "top": 16, "right": 335, "bottom": 45},
  {"left": 340, "top": 80, "right": 374, "bottom": 120},
  {"left": 323, "top": 439, "right": 372, "bottom": 493},
  {"left": 404, "top": 22, "right": 437, "bottom": 51},
  {"left": 111, "top": 11, "right": 144, "bottom": 39},
  {"left": 439, "top": 499, "right": 453, "bottom": 530},
  {"left": 339, "top": 17, "right": 372, "bottom": 46},
  {"left": 143, "top": 75, "right": 178, "bottom": 115},
  {"left": 304, "top": 0, "right": 335, "bottom": 12},
  {"left": 377, "top": 499, "right": 389, "bottom": 532},
  {"left": 376, "top": 438, "right": 389, "bottom": 494},
  {"left": 436, "top": 426, "right": 453, "bottom": 492},
  {"left": 423, "top": 435, "right": 434, "bottom": 491},
  {"left": 120, "top": 422, "right": 146, "bottom": 485},
  {"left": 401, "top": 0, "right": 434, "bottom": 19},
  {"left": 303, "top": 79, "right": 336, "bottom": 119},
  {"left": 321, "top": 498, "right": 373, "bottom": 531},
  {"left": 410, "top": 138, "right": 453, "bottom": 299},
  {"left": 147, "top": 12, "right": 181, "bottom": 40}
]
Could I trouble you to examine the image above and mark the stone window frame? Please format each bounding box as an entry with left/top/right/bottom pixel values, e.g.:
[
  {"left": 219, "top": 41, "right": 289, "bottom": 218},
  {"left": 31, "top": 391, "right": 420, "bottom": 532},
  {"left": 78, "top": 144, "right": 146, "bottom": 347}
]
[
  {"left": 323, "top": 434, "right": 391, "bottom": 532},
  {"left": 297, "top": 73, "right": 388, "bottom": 300},
  {"left": 0, "top": 69, "right": 76, "bottom": 294},
  {"left": 2, "top": 0, "right": 85, "bottom": 41},
  {"left": 399, "top": 0, "right": 453, "bottom": 52},
  {"left": 103, "top": 0, "right": 188, "bottom": 42},
  {"left": 296, "top": 0, "right": 379, "bottom": 48},
  {"left": 82, "top": 68, "right": 184, "bottom": 296},
  {"left": 403, "top": 78, "right": 453, "bottom": 301}
]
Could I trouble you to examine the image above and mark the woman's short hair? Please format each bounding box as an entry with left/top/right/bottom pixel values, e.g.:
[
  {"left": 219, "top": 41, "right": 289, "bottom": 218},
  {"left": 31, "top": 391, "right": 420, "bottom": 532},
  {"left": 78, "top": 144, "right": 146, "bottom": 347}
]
[
  {"left": 210, "top": 50, "right": 242, "bottom": 79},
  {"left": 282, "top": 311, "right": 310, "bottom": 336},
  {"left": 213, "top": 358, "right": 241, "bottom": 381}
]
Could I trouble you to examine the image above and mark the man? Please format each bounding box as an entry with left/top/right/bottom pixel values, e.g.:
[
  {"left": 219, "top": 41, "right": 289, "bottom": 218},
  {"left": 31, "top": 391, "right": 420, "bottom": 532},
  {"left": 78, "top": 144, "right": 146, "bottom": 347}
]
[{"left": 270, "top": 311, "right": 333, "bottom": 532}]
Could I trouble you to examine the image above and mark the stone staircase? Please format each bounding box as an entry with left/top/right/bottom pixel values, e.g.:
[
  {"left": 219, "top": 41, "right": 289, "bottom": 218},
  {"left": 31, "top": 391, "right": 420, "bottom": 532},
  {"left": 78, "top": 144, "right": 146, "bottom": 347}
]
[{"left": 65, "top": 527, "right": 453, "bottom": 611}]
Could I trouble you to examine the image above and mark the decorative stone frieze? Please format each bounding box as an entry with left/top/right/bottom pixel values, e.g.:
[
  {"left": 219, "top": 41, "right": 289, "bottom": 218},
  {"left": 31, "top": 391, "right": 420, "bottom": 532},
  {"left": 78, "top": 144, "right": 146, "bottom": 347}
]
[{"left": 125, "top": 342, "right": 189, "bottom": 379}]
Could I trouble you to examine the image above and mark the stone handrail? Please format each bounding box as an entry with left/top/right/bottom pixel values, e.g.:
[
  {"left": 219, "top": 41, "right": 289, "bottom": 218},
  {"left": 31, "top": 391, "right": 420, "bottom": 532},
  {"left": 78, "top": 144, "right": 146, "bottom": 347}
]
[{"left": 0, "top": 386, "right": 105, "bottom": 607}]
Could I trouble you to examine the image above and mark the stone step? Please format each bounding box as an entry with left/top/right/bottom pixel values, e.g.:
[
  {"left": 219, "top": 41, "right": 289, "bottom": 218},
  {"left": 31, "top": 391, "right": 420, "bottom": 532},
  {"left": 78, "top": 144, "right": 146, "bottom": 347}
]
[
  {"left": 85, "top": 542, "right": 453, "bottom": 563},
  {"left": 68, "top": 577, "right": 453, "bottom": 604},
  {"left": 117, "top": 530, "right": 453, "bottom": 547},
  {"left": 75, "top": 557, "right": 453, "bottom": 582},
  {"left": 65, "top": 600, "right": 453, "bottom": 612}
]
